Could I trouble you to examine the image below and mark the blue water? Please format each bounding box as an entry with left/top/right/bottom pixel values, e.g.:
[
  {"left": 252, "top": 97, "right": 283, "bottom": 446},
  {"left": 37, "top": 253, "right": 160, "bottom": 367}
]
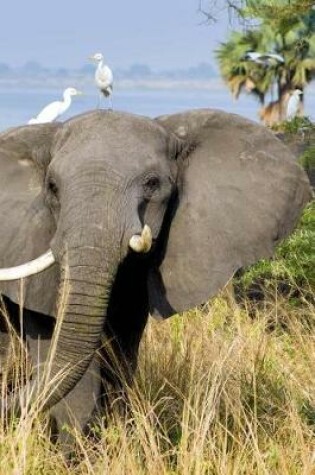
[{"left": 0, "top": 86, "right": 314, "bottom": 131}]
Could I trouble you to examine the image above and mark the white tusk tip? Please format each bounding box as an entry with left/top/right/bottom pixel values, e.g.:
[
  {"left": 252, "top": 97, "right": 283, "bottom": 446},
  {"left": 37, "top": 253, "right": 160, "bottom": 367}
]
[
  {"left": 129, "top": 225, "right": 153, "bottom": 253},
  {"left": 0, "top": 250, "right": 55, "bottom": 281}
]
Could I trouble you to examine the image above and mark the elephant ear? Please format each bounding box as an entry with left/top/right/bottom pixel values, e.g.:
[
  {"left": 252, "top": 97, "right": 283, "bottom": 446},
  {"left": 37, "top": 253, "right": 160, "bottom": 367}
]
[
  {"left": 0, "top": 123, "right": 60, "bottom": 193},
  {"left": 148, "top": 109, "right": 311, "bottom": 319},
  {"left": 0, "top": 124, "right": 61, "bottom": 317}
]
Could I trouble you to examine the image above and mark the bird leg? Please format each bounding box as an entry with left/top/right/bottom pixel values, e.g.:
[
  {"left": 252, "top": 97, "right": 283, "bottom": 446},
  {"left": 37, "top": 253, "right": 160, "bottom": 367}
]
[
  {"left": 108, "top": 95, "right": 113, "bottom": 111},
  {"left": 97, "top": 92, "right": 102, "bottom": 109}
]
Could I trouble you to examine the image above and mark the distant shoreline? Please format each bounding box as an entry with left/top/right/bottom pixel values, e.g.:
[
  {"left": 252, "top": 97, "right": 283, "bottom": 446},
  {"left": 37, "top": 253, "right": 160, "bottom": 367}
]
[
  {"left": 0, "top": 77, "right": 225, "bottom": 92},
  {"left": 0, "top": 76, "right": 314, "bottom": 94}
]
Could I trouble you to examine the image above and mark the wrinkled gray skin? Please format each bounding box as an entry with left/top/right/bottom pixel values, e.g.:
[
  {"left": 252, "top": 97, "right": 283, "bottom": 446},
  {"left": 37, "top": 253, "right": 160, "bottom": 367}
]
[{"left": 0, "top": 109, "right": 311, "bottom": 450}]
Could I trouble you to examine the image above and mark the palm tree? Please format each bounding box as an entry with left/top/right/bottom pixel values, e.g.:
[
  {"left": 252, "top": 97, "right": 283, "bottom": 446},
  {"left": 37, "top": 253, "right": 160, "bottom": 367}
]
[
  {"left": 216, "top": 8, "right": 315, "bottom": 125},
  {"left": 216, "top": 29, "right": 275, "bottom": 106}
]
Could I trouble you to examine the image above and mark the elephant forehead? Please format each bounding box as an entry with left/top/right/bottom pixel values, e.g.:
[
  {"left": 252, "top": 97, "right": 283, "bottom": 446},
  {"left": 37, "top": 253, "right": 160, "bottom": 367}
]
[
  {"left": 51, "top": 111, "right": 171, "bottom": 175},
  {"left": 52, "top": 141, "right": 170, "bottom": 178},
  {"left": 54, "top": 111, "right": 169, "bottom": 152}
]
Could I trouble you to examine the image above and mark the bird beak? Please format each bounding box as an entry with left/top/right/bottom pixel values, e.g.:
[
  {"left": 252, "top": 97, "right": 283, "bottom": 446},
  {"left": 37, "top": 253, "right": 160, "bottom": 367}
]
[
  {"left": 76, "top": 90, "right": 84, "bottom": 96},
  {"left": 88, "top": 56, "right": 96, "bottom": 61}
]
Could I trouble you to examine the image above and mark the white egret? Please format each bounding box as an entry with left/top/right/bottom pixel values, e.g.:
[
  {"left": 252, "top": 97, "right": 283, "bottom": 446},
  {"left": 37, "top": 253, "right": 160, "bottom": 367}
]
[
  {"left": 28, "top": 87, "right": 82, "bottom": 124},
  {"left": 244, "top": 51, "right": 285, "bottom": 66},
  {"left": 286, "top": 89, "right": 303, "bottom": 120},
  {"left": 89, "top": 52, "right": 114, "bottom": 109}
]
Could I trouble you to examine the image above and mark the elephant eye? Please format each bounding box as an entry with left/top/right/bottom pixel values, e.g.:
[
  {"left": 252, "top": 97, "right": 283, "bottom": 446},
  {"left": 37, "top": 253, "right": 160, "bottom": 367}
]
[
  {"left": 47, "top": 178, "right": 59, "bottom": 197},
  {"left": 144, "top": 176, "right": 160, "bottom": 192}
]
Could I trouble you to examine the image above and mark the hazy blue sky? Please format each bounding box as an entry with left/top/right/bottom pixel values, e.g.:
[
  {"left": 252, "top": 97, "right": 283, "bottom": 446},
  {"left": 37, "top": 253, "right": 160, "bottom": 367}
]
[{"left": 0, "top": 0, "right": 232, "bottom": 70}]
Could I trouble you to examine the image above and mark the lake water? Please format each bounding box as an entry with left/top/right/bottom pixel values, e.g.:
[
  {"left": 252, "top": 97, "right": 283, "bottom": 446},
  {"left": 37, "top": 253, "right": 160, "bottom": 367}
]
[{"left": 0, "top": 86, "right": 314, "bottom": 131}]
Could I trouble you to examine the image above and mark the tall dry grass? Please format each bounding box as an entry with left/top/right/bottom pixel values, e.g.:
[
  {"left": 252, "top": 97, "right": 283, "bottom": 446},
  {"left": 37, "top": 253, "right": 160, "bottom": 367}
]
[{"left": 0, "top": 289, "right": 315, "bottom": 474}]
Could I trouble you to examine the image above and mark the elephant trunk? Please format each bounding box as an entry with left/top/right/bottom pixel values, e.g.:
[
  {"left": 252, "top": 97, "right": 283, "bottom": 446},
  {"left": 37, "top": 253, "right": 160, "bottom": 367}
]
[
  {"left": 38, "top": 243, "right": 119, "bottom": 410},
  {"left": 4, "top": 177, "right": 149, "bottom": 414}
]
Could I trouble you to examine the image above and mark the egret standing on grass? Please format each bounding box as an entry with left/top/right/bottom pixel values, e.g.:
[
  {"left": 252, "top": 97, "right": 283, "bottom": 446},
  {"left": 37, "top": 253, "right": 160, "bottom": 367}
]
[
  {"left": 286, "top": 89, "right": 303, "bottom": 121},
  {"left": 89, "top": 52, "right": 114, "bottom": 109},
  {"left": 28, "top": 87, "right": 82, "bottom": 124}
]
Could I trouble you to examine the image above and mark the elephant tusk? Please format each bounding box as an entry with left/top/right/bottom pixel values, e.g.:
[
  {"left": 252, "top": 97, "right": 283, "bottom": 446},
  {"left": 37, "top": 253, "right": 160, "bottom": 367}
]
[
  {"left": 0, "top": 250, "right": 55, "bottom": 281},
  {"left": 129, "top": 225, "right": 153, "bottom": 253}
]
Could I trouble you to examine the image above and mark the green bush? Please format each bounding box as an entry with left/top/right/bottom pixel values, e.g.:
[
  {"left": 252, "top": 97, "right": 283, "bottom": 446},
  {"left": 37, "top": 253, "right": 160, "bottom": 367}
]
[
  {"left": 235, "top": 201, "right": 315, "bottom": 301},
  {"left": 299, "top": 145, "right": 315, "bottom": 171},
  {"left": 272, "top": 116, "right": 314, "bottom": 135}
]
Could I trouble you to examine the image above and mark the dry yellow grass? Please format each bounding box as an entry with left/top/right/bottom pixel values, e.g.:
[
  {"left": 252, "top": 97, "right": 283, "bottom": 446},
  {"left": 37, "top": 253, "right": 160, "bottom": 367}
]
[{"left": 1, "top": 290, "right": 315, "bottom": 474}]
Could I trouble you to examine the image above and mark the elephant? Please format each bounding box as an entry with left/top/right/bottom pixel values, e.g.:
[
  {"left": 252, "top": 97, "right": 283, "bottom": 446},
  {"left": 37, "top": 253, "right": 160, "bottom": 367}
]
[{"left": 0, "top": 108, "right": 311, "bottom": 450}]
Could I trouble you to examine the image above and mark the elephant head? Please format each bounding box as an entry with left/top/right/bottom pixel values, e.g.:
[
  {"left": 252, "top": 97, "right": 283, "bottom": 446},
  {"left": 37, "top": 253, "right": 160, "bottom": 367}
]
[{"left": 0, "top": 109, "right": 311, "bottom": 412}]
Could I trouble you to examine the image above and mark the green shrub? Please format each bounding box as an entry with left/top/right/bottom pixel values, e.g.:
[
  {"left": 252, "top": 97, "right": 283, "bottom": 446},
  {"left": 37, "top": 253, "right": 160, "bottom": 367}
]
[
  {"left": 299, "top": 145, "right": 315, "bottom": 171},
  {"left": 272, "top": 116, "right": 314, "bottom": 135},
  {"left": 235, "top": 201, "right": 315, "bottom": 301}
]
